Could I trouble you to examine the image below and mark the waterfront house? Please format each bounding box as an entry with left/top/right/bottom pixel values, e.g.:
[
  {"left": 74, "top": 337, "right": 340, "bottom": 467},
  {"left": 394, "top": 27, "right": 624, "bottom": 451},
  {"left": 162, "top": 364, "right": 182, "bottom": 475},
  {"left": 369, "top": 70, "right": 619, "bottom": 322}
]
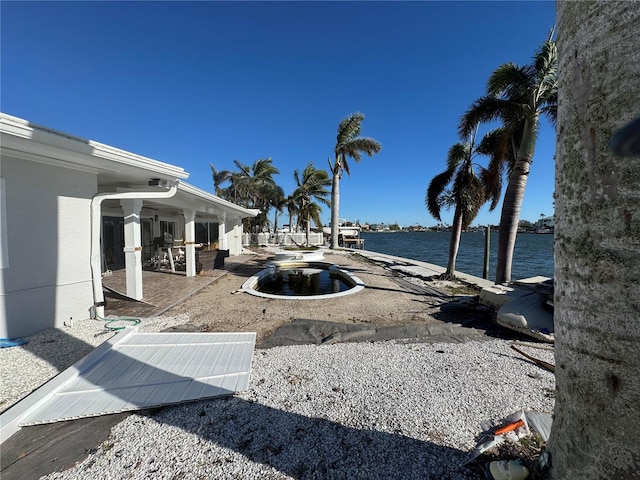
[{"left": 0, "top": 113, "right": 257, "bottom": 339}]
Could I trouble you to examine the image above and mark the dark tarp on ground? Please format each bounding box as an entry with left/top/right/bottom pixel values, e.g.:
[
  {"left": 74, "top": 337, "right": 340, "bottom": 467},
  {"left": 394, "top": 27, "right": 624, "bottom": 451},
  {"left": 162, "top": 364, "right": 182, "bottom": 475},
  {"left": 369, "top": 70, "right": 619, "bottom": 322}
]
[{"left": 257, "top": 318, "right": 492, "bottom": 349}]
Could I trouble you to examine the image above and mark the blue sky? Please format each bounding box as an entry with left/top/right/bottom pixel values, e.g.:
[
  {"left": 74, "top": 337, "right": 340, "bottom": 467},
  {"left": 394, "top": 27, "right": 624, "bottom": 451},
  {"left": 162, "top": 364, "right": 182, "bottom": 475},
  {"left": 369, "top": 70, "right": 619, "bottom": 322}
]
[{"left": 1, "top": 1, "right": 556, "bottom": 227}]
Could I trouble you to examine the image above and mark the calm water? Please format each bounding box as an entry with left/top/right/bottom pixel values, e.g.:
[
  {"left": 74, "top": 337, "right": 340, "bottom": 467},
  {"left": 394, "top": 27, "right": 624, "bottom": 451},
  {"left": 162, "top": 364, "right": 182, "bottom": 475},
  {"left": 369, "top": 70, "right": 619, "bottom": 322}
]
[
  {"left": 360, "top": 231, "right": 554, "bottom": 280},
  {"left": 257, "top": 267, "right": 351, "bottom": 296}
]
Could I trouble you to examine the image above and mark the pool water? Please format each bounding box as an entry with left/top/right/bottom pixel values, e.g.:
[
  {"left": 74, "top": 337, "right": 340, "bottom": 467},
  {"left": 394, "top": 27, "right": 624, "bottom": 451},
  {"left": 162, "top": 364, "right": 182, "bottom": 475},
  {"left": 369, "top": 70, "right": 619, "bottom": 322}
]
[{"left": 256, "top": 267, "right": 352, "bottom": 296}]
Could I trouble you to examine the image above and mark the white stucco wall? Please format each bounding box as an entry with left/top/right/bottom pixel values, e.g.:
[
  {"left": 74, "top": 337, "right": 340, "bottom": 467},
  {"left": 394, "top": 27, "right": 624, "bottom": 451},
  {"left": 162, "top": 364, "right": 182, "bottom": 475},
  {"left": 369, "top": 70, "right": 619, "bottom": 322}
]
[
  {"left": 0, "top": 155, "right": 95, "bottom": 338},
  {"left": 225, "top": 219, "right": 243, "bottom": 255}
]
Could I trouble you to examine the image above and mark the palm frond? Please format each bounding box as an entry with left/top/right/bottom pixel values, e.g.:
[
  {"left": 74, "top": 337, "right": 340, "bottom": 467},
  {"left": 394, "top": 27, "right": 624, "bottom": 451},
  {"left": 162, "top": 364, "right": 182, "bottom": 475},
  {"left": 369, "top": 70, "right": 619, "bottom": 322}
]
[
  {"left": 480, "top": 159, "right": 504, "bottom": 211},
  {"left": 447, "top": 143, "right": 470, "bottom": 170},
  {"left": 426, "top": 169, "right": 455, "bottom": 221},
  {"left": 210, "top": 163, "right": 232, "bottom": 193},
  {"left": 475, "top": 127, "right": 509, "bottom": 211},
  {"left": 252, "top": 157, "right": 279, "bottom": 180},
  {"left": 454, "top": 172, "right": 486, "bottom": 229},
  {"left": 341, "top": 155, "right": 351, "bottom": 177},
  {"left": 540, "top": 103, "right": 557, "bottom": 126},
  {"left": 487, "top": 63, "right": 531, "bottom": 99},
  {"left": 293, "top": 167, "right": 302, "bottom": 187},
  {"left": 533, "top": 39, "right": 557, "bottom": 80},
  {"left": 341, "top": 137, "right": 382, "bottom": 162},
  {"left": 336, "top": 112, "right": 364, "bottom": 146},
  {"left": 459, "top": 97, "right": 515, "bottom": 138},
  {"left": 233, "top": 160, "right": 251, "bottom": 176}
]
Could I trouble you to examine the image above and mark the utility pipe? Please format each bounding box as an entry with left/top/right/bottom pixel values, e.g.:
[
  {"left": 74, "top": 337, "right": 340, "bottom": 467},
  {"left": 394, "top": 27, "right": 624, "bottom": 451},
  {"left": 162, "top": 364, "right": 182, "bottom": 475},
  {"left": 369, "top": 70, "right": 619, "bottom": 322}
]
[{"left": 90, "top": 183, "right": 178, "bottom": 318}]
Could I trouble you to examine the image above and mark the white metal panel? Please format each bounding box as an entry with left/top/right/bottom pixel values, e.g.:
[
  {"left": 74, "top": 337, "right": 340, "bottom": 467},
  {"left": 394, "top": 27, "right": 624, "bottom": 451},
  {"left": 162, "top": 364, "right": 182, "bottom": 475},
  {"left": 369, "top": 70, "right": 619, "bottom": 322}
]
[{"left": 0, "top": 328, "right": 255, "bottom": 439}]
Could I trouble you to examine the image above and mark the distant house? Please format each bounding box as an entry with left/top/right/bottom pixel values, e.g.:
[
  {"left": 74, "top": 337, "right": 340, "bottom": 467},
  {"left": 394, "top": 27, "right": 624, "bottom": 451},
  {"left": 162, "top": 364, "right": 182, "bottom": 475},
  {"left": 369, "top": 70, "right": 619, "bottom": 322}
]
[
  {"left": 0, "top": 113, "right": 258, "bottom": 339},
  {"left": 536, "top": 216, "right": 555, "bottom": 229}
]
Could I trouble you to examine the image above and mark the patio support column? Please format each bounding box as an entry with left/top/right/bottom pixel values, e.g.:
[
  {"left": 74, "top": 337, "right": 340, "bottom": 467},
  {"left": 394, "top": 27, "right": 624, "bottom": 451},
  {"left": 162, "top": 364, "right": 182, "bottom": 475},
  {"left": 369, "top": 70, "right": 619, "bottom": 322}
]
[
  {"left": 183, "top": 209, "right": 196, "bottom": 277},
  {"left": 219, "top": 212, "right": 228, "bottom": 251},
  {"left": 120, "top": 198, "right": 144, "bottom": 300}
]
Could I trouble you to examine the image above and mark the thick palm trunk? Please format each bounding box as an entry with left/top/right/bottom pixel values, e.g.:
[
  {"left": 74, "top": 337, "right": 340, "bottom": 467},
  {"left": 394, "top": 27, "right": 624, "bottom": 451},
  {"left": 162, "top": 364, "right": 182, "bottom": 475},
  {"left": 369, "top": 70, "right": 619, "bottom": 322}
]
[
  {"left": 446, "top": 207, "right": 463, "bottom": 275},
  {"left": 548, "top": 2, "right": 640, "bottom": 477},
  {"left": 330, "top": 168, "right": 340, "bottom": 249},
  {"left": 305, "top": 214, "right": 311, "bottom": 247},
  {"left": 495, "top": 114, "right": 538, "bottom": 284}
]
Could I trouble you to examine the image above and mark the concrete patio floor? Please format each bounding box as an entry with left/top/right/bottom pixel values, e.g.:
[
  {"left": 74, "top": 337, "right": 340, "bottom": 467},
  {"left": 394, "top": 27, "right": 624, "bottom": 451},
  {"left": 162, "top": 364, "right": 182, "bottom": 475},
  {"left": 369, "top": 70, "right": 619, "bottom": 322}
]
[{"left": 101, "top": 256, "right": 253, "bottom": 318}]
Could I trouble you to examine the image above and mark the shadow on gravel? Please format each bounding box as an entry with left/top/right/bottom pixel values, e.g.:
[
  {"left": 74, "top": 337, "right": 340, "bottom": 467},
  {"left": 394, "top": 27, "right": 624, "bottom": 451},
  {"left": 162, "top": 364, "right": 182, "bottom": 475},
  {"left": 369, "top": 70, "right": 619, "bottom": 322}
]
[
  {"left": 2, "top": 328, "right": 477, "bottom": 480},
  {"left": 145, "top": 396, "right": 473, "bottom": 480}
]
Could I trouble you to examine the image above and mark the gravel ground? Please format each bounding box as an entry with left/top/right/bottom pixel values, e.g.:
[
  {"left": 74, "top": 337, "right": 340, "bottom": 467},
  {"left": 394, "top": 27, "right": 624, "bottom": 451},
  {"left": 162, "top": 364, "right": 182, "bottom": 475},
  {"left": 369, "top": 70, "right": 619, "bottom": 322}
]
[
  {"left": 1, "top": 317, "right": 554, "bottom": 479},
  {"left": 1, "top": 250, "right": 555, "bottom": 479}
]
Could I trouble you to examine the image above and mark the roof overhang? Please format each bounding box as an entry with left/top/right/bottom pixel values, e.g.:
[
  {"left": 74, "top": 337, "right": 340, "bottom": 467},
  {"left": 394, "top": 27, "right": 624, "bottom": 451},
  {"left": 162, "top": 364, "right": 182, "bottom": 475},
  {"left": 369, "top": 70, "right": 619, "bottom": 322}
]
[
  {"left": 1, "top": 113, "right": 258, "bottom": 220},
  {"left": 1, "top": 113, "right": 188, "bottom": 186}
]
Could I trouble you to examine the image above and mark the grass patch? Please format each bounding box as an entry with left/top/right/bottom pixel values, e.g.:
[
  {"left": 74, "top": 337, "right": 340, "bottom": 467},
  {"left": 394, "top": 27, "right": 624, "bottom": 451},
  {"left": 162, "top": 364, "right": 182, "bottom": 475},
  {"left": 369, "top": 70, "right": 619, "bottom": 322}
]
[{"left": 448, "top": 283, "right": 481, "bottom": 296}]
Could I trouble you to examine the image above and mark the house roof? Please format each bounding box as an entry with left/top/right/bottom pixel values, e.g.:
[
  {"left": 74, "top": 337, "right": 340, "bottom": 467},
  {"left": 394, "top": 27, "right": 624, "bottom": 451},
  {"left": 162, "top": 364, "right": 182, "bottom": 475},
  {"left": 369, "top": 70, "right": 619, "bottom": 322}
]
[
  {"left": 1, "top": 113, "right": 258, "bottom": 219},
  {"left": 1, "top": 113, "right": 188, "bottom": 186}
]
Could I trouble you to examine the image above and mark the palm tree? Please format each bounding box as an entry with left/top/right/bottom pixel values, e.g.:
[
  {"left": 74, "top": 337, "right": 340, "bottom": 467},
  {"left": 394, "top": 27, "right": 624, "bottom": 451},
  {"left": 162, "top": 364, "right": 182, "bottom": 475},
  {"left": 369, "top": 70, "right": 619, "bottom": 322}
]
[
  {"left": 209, "top": 163, "right": 232, "bottom": 196},
  {"left": 460, "top": 35, "right": 557, "bottom": 284},
  {"left": 426, "top": 135, "right": 499, "bottom": 277},
  {"left": 329, "top": 113, "right": 381, "bottom": 249},
  {"left": 292, "top": 162, "right": 331, "bottom": 246},
  {"left": 269, "top": 186, "right": 287, "bottom": 234},
  {"left": 245, "top": 158, "right": 279, "bottom": 210},
  {"left": 548, "top": 3, "right": 640, "bottom": 477},
  {"left": 286, "top": 194, "right": 297, "bottom": 234},
  {"left": 229, "top": 158, "right": 280, "bottom": 232},
  {"left": 222, "top": 164, "right": 251, "bottom": 205}
]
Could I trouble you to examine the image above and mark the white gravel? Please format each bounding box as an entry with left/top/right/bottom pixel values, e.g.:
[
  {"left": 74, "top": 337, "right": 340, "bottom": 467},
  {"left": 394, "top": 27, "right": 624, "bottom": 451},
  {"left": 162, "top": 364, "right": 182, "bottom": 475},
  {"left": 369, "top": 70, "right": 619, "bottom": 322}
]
[{"left": 1, "top": 316, "right": 555, "bottom": 480}]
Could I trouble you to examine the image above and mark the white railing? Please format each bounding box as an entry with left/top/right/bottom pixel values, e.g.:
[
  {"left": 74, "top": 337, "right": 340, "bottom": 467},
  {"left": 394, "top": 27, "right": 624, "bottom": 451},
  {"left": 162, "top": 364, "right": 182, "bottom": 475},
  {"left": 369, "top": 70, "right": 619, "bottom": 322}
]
[{"left": 242, "top": 232, "right": 324, "bottom": 247}]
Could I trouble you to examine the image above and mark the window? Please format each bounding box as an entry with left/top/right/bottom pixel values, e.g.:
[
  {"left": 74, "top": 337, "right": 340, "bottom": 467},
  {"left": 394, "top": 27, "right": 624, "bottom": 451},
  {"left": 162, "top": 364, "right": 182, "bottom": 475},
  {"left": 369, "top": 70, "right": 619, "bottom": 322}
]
[
  {"left": 195, "top": 221, "right": 219, "bottom": 245},
  {"left": 160, "top": 220, "right": 175, "bottom": 245}
]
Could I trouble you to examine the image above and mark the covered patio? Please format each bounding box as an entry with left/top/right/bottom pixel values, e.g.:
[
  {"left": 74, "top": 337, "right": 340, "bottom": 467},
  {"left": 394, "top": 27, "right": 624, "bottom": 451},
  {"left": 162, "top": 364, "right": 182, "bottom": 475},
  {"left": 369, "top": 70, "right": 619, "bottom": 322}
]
[{"left": 101, "top": 255, "right": 253, "bottom": 319}]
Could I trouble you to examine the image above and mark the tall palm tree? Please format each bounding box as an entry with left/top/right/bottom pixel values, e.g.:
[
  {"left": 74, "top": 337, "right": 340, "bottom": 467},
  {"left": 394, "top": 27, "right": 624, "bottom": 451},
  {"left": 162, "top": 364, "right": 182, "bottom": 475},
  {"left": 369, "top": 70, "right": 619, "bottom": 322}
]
[
  {"left": 329, "top": 113, "right": 381, "bottom": 249},
  {"left": 460, "top": 35, "right": 557, "bottom": 284},
  {"left": 426, "top": 135, "right": 499, "bottom": 277},
  {"left": 292, "top": 162, "right": 331, "bottom": 246},
  {"left": 548, "top": 3, "right": 640, "bottom": 476},
  {"left": 209, "top": 163, "right": 232, "bottom": 196}
]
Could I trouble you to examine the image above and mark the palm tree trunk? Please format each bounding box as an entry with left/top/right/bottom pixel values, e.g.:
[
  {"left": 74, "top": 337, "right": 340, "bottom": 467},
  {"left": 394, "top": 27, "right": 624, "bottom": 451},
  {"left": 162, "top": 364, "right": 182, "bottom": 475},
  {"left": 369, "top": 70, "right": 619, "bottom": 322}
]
[
  {"left": 446, "top": 207, "right": 463, "bottom": 275},
  {"left": 330, "top": 166, "right": 340, "bottom": 249},
  {"left": 495, "top": 114, "right": 538, "bottom": 284},
  {"left": 549, "top": 1, "right": 640, "bottom": 477},
  {"left": 306, "top": 214, "right": 311, "bottom": 247}
]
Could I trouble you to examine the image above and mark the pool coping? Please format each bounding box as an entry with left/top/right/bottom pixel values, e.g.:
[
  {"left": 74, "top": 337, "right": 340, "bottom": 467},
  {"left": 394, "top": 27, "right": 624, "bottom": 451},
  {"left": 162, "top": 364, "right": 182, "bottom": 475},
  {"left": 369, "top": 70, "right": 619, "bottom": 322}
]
[{"left": 240, "top": 261, "right": 365, "bottom": 300}]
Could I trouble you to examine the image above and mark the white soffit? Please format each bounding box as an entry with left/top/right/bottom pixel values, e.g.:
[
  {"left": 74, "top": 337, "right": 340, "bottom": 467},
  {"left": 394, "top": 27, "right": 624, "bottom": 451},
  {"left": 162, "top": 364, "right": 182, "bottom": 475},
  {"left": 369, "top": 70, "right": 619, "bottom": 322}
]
[{"left": 1, "top": 328, "right": 256, "bottom": 443}]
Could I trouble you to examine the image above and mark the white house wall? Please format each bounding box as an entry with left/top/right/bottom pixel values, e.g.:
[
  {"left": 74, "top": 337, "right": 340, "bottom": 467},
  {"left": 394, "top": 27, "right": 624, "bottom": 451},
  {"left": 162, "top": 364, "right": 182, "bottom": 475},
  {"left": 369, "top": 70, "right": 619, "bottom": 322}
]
[
  {"left": 221, "top": 217, "right": 240, "bottom": 255},
  {"left": 0, "top": 156, "right": 95, "bottom": 338}
]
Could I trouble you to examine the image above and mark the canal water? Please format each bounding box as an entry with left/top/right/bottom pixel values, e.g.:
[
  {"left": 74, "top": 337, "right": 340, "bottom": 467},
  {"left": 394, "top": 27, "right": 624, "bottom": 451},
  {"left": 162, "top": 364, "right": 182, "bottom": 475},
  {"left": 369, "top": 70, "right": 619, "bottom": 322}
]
[{"left": 360, "top": 231, "right": 554, "bottom": 280}]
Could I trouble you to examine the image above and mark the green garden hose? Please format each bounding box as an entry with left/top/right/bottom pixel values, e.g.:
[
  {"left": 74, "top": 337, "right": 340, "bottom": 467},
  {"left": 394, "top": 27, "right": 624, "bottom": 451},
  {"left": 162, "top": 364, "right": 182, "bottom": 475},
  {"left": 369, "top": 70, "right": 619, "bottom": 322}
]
[{"left": 95, "top": 312, "right": 141, "bottom": 331}]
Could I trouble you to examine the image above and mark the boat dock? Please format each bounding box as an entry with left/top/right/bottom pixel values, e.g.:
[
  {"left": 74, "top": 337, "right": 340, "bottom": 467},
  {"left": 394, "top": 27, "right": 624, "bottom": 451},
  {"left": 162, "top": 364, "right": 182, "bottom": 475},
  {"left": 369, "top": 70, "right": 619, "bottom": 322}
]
[{"left": 341, "top": 237, "right": 365, "bottom": 249}]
